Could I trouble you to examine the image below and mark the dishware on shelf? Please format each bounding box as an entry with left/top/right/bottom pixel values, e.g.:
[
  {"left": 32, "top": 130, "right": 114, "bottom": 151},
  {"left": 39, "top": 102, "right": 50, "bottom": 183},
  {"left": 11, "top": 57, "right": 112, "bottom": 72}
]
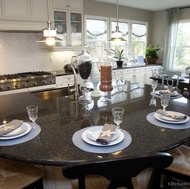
[
  {"left": 26, "top": 105, "right": 38, "bottom": 125},
  {"left": 160, "top": 93, "right": 170, "bottom": 111},
  {"left": 112, "top": 107, "right": 124, "bottom": 128},
  {"left": 77, "top": 45, "right": 92, "bottom": 104}
]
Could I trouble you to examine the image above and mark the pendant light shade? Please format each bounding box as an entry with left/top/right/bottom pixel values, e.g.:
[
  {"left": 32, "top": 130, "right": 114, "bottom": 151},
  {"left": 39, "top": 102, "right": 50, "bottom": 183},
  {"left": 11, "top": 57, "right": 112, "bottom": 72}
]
[
  {"left": 109, "top": 0, "right": 126, "bottom": 42},
  {"left": 38, "top": 0, "right": 62, "bottom": 46}
]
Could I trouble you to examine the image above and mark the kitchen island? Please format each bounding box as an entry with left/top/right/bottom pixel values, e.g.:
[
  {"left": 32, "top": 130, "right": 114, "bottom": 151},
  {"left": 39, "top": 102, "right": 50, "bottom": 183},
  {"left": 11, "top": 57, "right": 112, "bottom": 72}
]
[{"left": 0, "top": 83, "right": 189, "bottom": 166}]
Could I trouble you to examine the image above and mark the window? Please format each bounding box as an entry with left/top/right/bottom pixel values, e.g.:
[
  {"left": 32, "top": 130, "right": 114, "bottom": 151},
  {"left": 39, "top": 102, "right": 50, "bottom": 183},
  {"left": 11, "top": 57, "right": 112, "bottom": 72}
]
[
  {"left": 174, "top": 20, "right": 190, "bottom": 71},
  {"left": 131, "top": 21, "right": 148, "bottom": 59},
  {"left": 84, "top": 15, "right": 109, "bottom": 60}
]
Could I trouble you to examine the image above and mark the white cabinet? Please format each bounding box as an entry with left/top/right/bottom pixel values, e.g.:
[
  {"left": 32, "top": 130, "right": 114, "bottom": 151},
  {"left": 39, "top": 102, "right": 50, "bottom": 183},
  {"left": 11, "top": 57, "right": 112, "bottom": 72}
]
[
  {"left": 134, "top": 67, "right": 146, "bottom": 85},
  {"left": 2, "top": 0, "right": 30, "bottom": 20},
  {"left": 31, "top": 0, "right": 48, "bottom": 21},
  {"left": 145, "top": 67, "right": 153, "bottom": 85},
  {"left": 112, "top": 69, "right": 123, "bottom": 79},
  {"left": 122, "top": 68, "right": 135, "bottom": 82},
  {"left": 52, "top": 0, "right": 83, "bottom": 11}
]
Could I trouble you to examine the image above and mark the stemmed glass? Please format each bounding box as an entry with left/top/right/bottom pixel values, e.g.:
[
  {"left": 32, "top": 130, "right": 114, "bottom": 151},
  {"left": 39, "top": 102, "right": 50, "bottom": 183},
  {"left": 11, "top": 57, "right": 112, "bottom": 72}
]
[
  {"left": 151, "top": 80, "right": 158, "bottom": 94},
  {"left": 149, "top": 95, "right": 157, "bottom": 106},
  {"left": 160, "top": 93, "right": 170, "bottom": 111},
  {"left": 26, "top": 105, "right": 38, "bottom": 125},
  {"left": 112, "top": 107, "right": 124, "bottom": 129}
]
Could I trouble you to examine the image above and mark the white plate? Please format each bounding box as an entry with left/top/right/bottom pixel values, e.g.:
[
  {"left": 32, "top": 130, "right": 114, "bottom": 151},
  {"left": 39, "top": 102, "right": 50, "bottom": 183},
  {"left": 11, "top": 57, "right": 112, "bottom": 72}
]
[
  {"left": 2, "top": 123, "right": 28, "bottom": 137},
  {"left": 155, "top": 90, "right": 178, "bottom": 97},
  {"left": 86, "top": 126, "right": 119, "bottom": 142},
  {"left": 82, "top": 126, "right": 124, "bottom": 146},
  {"left": 154, "top": 111, "right": 189, "bottom": 124},
  {"left": 0, "top": 122, "right": 32, "bottom": 140}
]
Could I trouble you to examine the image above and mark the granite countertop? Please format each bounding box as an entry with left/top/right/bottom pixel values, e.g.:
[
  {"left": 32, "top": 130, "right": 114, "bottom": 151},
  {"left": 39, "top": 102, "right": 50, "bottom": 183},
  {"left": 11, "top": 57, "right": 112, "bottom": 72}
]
[{"left": 0, "top": 84, "right": 189, "bottom": 166}]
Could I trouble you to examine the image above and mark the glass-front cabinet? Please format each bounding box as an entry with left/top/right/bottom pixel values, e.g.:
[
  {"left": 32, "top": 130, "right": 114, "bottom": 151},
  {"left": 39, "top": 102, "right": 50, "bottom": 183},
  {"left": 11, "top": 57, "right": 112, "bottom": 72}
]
[{"left": 54, "top": 10, "right": 83, "bottom": 49}]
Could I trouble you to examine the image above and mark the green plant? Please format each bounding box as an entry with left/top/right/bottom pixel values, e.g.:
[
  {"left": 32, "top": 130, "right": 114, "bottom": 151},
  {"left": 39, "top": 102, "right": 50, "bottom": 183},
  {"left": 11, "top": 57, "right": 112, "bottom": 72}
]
[
  {"left": 145, "top": 44, "right": 160, "bottom": 59},
  {"left": 111, "top": 49, "right": 125, "bottom": 61}
]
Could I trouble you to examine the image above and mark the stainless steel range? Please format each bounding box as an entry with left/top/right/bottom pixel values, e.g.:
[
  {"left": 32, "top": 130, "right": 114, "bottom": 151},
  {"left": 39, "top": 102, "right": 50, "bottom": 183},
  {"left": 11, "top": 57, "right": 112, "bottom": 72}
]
[{"left": 0, "top": 71, "right": 56, "bottom": 91}]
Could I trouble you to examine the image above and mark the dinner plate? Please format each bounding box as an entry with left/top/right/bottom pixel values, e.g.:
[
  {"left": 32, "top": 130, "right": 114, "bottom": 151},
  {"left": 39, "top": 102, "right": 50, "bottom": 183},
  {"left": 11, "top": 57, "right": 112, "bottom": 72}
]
[
  {"left": 0, "top": 123, "right": 32, "bottom": 140},
  {"left": 155, "top": 90, "right": 178, "bottom": 97},
  {"left": 86, "top": 126, "right": 119, "bottom": 142},
  {"left": 82, "top": 126, "right": 124, "bottom": 146},
  {"left": 2, "top": 123, "right": 28, "bottom": 137},
  {"left": 154, "top": 111, "right": 189, "bottom": 124}
]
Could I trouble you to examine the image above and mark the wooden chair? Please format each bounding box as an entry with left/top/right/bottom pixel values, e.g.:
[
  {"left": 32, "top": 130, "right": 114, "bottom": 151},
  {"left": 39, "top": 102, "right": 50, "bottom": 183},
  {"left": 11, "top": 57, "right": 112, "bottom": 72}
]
[
  {"left": 0, "top": 157, "right": 44, "bottom": 189},
  {"left": 62, "top": 152, "right": 173, "bottom": 189},
  {"left": 161, "top": 145, "right": 190, "bottom": 188}
]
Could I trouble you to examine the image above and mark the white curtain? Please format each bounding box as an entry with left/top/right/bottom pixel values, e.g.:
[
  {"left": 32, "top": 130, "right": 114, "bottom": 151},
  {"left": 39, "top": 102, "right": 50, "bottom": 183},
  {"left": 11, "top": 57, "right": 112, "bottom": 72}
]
[{"left": 163, "top": 8, "right": 179, "bottom": 71}]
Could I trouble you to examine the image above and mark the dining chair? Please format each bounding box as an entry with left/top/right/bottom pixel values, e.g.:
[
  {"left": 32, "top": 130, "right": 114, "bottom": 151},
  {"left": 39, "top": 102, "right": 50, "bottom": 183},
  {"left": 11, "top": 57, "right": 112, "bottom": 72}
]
[
  {"left": 62, "top": 152, "right": 173, "bottom": 189},
  {"left": 152, "top": 66, "right": 163, "bottom": 77},
  {"left": 161, "top": 71, "right": 181, "bottom": 90},
  {"left": 0, "top": 157, "right": 44, "bottom": 189},
  {"left": 161, "top": 145, "right": 190, "bottom": 189}
]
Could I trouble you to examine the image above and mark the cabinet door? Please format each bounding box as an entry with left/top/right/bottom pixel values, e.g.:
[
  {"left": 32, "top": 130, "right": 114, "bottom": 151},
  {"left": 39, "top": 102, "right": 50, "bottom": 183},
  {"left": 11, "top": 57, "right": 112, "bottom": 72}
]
[
  {"left": 68, "top": 0, "right": 83, "bottom": 11},
  {"left": 31, "top": 0, "right": 48, "bottom": 21},
  {"left": 52, "top": 0, "right": 67, "bottom": 9},
  {"left": 2, "top": 0, "right": 30, "bottom": 20},
  {"left": 145, "top": 67, "right": 153, "bottom": 85},
  {"left": 112, "top": 70, "right": 123, "bottom": 79},
  {"left": 134, "top": 68, "right": 146, "bottom": 85},
  {"left": 123, "top": 69, "right": 135, "bottom": 82}
]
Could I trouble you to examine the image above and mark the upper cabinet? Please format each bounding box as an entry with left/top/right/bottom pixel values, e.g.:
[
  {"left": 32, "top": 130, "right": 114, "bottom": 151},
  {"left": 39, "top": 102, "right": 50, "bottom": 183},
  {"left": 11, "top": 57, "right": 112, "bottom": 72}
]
[
  {"left": 52, "top": 0, "right": 83, "bottom": 11},
  {"left": 52, "top": 0, "right": 83, "bottom": 50},
  {"left": 0, "top": 0, "right": 48, "bottom": 30}
]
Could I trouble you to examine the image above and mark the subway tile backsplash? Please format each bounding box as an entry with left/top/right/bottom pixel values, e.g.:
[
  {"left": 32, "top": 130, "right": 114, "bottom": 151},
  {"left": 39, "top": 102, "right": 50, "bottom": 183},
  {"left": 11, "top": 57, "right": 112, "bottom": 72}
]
[{"left": 0, "top": 32, "right": 77, "bottom": 74}]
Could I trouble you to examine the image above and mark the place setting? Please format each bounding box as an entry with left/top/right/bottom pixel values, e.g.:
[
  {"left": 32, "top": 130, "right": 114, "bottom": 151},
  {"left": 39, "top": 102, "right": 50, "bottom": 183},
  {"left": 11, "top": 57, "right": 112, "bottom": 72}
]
[
  {"left": 72, "top": 107, "right": 132, "bottom": 153},
  {"left": 147, "top": 93, "right": 190, "bottom": 129},
  {"left": 0, "top": 105, "right": 41, "bottom": 146},
  {"left": 150, "top": 80, "right": 182, "bottom": 99}
]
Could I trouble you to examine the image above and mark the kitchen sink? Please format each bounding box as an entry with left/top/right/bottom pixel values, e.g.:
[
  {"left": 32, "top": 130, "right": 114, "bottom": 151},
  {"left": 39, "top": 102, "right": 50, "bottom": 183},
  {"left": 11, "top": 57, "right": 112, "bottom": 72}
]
[{"left": 32, "top": 87, "right": 75, "bottom": 100}]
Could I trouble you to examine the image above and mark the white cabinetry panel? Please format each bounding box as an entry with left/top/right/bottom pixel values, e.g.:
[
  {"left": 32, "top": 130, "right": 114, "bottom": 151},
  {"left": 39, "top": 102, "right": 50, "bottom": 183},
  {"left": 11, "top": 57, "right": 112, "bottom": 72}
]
[
  {"left": 31, "top": 0, "right": 48, "bottom": 21},
  {"left": 134, "top": 67, "right": 146, "bottom": 85},
  {"left": 2, "top": 0, "right": 30, "bottom": 20}
]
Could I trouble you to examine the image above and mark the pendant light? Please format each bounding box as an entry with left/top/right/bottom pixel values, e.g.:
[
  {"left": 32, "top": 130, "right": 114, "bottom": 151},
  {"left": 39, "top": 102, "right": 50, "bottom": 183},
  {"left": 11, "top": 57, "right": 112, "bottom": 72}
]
[
  {"left": 38, "top": 0, "right": 61, "bottom": 46},
  {"left": 109, "top": 0, "right": 126, "bottom": 42}
]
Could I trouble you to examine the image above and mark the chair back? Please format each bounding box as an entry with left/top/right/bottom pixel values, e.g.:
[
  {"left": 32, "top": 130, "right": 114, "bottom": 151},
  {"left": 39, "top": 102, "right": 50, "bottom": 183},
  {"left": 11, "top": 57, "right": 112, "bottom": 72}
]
[
  {"left": 63, "top": 152, "right": 173, "bottom": 189},
  {"left": 152, "top": 66, "right": 163, "bottom": 77},
  {"left": 161, "top": 71, "right": 181, "bottom": 89}
]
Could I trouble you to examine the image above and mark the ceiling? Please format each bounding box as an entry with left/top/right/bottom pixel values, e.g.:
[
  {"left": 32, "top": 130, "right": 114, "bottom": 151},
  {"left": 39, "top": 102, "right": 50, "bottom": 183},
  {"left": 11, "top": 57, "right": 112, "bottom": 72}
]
[{"left": 92, "top": 0, "right": 190, "bottom": 11}]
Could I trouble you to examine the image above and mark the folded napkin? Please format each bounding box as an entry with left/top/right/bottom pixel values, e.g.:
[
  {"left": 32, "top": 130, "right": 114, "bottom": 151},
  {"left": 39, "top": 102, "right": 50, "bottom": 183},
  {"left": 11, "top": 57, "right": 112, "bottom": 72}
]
[
  {"left": 156, "top": 109, "right": 187, "bottom": 120},
  {"left": 96, "top": 124, "right": 116, "bottom": 145},
  {"left": 0, "top": 120, "right": 24, "bottom": 136}
]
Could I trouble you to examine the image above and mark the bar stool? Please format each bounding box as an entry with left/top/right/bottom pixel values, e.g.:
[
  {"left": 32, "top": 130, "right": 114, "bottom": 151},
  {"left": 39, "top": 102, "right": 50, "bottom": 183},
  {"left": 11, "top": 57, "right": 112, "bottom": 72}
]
[{"left": 0, "top": 157, "right": 44, "bottom": 189}]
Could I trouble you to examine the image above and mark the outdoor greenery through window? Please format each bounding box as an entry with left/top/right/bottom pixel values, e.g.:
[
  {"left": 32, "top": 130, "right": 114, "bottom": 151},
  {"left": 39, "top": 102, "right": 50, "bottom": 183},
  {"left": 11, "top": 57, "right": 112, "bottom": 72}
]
[
  {"left": 85, "top": 15, "right": 148, "bottom": 63},
  {"left": 174, "top": 20, "right": 190, "bottom": 71}
]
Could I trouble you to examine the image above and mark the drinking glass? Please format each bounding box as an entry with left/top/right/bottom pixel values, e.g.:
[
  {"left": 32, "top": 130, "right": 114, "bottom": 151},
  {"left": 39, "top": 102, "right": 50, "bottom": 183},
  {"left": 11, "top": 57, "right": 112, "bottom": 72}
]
[
  {"left": 151, "top": 80, "right": 158, "bottom": 94},
  {"left": 26, "top": 105, "right": 38, "bottom": 125},
  {"left": 160, "top": 93, "right": 170, "bottom": 111},
  {"left": 112, "top": 107, "right": 124, "bottom": 128},
  {"left": 149, "top": 95, "right": 157, "bottom": 106}
]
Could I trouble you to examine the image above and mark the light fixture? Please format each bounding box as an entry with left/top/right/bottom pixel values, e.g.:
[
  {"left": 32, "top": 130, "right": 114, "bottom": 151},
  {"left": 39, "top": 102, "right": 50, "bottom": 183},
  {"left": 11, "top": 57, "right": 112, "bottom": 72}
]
[
  {"left": 109, "top": 0, "right": 126, "bottom": 42},
  {"left": 38, "top": 0, "right": 61, "bottom": 46}
]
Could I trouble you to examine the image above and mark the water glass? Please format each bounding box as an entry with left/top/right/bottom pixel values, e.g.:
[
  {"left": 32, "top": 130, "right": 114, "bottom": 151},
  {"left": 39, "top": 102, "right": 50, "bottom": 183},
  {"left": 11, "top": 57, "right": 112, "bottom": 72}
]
[
  {"left": 151, "top": 80, "right": 158, "bottom": 94},
  {"left": 112, "top": 107, "right": 124, "bottom": 128},
  {"left": 26, "top": 105, "right": 38, "bottom": 125},
  {"left": 160, "top": 93, "right": 170, "bottom": 111}
]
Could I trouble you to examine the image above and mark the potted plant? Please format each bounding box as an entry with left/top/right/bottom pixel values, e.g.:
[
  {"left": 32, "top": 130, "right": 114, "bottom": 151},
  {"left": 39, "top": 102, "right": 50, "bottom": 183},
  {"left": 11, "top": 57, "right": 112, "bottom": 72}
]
[
  {"left": 145, "top": 44, "right": 160, "bottom": 64},
  {"left": 111, "top": 48, "right": 125, "bottom": 68}
]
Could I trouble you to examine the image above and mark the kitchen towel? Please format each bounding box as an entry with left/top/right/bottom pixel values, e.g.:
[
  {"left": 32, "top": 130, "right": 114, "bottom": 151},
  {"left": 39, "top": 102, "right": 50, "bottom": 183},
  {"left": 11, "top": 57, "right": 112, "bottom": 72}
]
[
  {"left": 96, "top": 123, "right": 116, "bottom": 145},
  {"left": 0, "top": 120, "right": 24, "bottom": 136}
]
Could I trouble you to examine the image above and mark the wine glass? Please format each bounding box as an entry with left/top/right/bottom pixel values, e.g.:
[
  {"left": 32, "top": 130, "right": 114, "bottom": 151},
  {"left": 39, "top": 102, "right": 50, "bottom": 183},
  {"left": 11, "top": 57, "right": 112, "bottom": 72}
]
[
  {"left": 112, "top": 107, "right": 124, "bottom": 128},
  {"left": 151, "top": 80, "right": 158, "bottom": 94},
  {"left": 26, "top": 105, "right": 38, "bottom": 125},
  {"left": 160, "top": 93, "right": 170, "bottom": 111},
  {"left": 149, "top": 95, "right": 157, "bottom": 106}
]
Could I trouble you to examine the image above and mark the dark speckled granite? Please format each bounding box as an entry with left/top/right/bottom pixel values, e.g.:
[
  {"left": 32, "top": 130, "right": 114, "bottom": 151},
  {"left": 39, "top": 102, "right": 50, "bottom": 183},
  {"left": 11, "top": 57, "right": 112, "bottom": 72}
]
[{"left": 0, "top": 84, "right": 189, "bottom": 166}]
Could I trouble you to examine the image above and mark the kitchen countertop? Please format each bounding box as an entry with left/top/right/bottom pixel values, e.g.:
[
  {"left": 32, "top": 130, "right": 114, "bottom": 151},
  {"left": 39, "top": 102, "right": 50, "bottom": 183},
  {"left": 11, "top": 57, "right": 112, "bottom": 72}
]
[{"left": 0, "top": 84, "right": 189, "bottom": 166}]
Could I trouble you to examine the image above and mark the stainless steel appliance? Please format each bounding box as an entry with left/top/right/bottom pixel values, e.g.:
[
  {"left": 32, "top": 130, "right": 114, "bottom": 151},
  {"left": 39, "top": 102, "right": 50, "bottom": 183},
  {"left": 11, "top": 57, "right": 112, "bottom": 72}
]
[{"left": 0, "top": 71, "right": 56, "bottom": 91}]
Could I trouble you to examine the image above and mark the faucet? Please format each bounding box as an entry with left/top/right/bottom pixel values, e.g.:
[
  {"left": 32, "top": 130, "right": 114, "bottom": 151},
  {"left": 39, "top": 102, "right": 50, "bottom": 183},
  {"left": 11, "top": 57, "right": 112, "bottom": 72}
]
[{"left": 68, "top": 64, "right": 79, "bottom": 99}]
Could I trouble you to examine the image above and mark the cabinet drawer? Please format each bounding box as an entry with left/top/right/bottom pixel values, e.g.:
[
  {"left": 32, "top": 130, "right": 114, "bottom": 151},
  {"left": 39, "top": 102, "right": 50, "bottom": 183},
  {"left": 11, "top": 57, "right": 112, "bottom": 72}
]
[{"left": 135, "top": 68, "right": 146, "bottom": 73}]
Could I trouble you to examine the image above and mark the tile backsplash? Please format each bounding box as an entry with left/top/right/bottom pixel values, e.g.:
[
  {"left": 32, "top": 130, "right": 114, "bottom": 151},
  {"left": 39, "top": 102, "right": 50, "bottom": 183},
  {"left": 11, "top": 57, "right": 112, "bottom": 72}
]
[{"left": 0, "top": 32, "right": 78, "bottom": 74}]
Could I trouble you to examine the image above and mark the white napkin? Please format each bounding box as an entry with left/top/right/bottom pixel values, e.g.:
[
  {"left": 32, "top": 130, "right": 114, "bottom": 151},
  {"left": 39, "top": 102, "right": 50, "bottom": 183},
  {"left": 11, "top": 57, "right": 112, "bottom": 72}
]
[
  {"left": 156, "top": 109, "right": 187, "bottom": 120},
  {"left": 96, "top": 124, "right": 116, "bottom": 145},
  {"left": 0, "top": 120, "right": 24, "bottom": 136}
]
